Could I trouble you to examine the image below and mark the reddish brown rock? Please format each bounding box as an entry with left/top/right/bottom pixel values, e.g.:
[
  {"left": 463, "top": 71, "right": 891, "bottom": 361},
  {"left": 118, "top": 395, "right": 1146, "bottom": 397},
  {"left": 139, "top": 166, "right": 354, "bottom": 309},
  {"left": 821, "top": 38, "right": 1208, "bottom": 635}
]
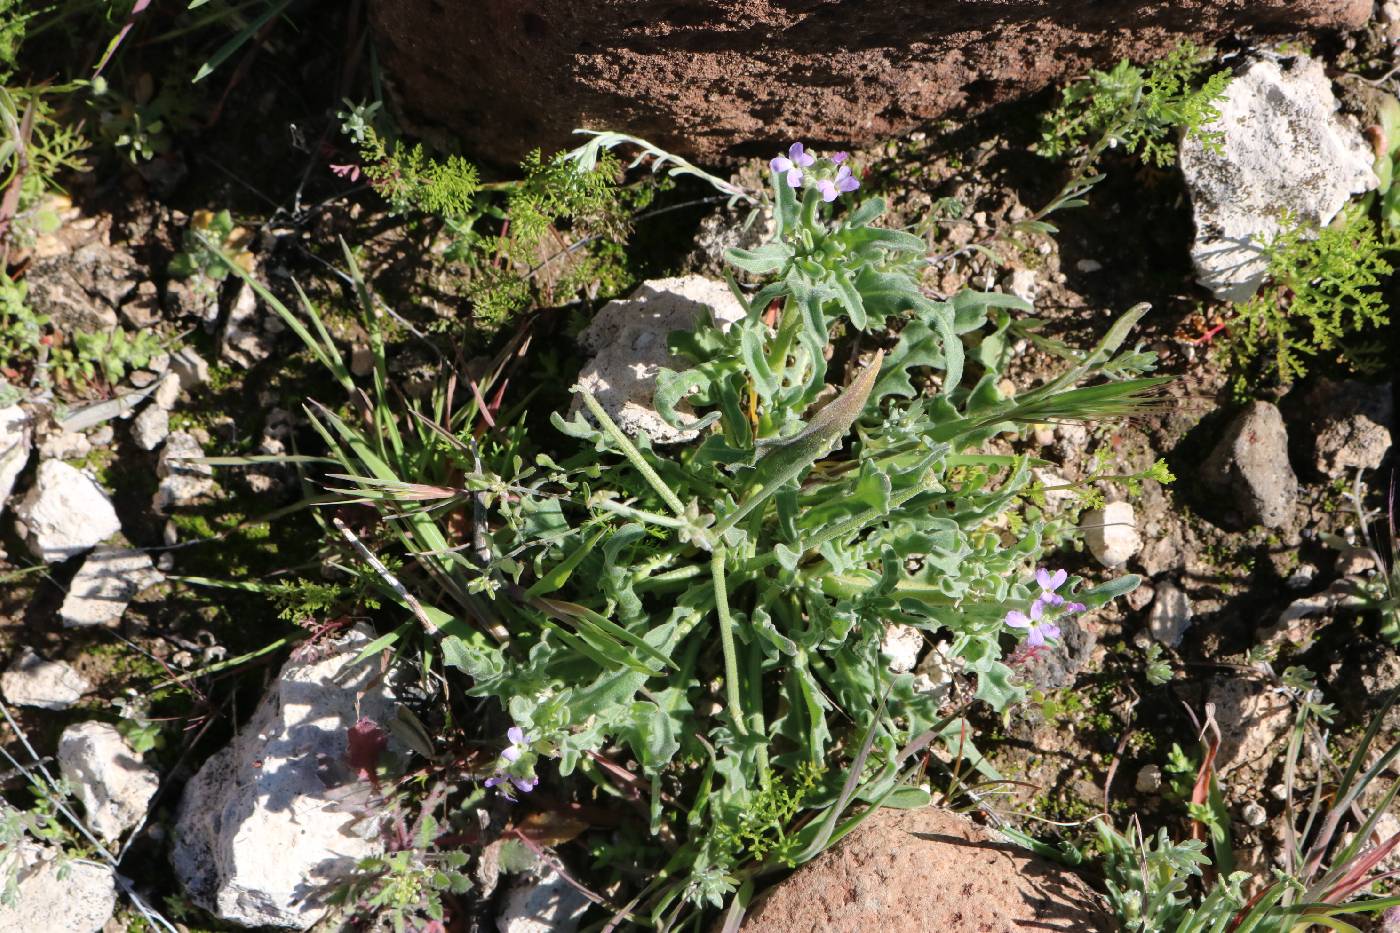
[
  {"left": 741, "top": 806, "right": 1112, "bottom": 932},
  {"left": 369, "top": 0, "right": 1369, "bottom": 165}
]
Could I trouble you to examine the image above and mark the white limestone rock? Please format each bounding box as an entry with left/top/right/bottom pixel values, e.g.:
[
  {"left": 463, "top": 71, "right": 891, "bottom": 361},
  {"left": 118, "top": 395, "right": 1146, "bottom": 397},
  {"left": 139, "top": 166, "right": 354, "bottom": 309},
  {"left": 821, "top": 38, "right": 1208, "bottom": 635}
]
[
  {"left": 1082, "top": 501, "right": 1142, "bottom": 569},
  {"left": 171, "top": 624, "right": 398, "bottom": 929},
  {"left": 880, "top": 623, "right": 923, "bottom": 673},
  {"left": 1180, "top": 57, "right": 1378, "bottom": 302},
  {"left": 0, "top": 403, "right": 30, "bottom": 516},
  {"left": 153, "top": 430, "right": 217, "bottom": 512},
  {"left": 573, "top": 276, "right": 746, "bottom": 443},
  {"left": 1, "top": 647, "right": 90, "bottom": 710},
  {"left": 497, "top": 866, "right": 592, "bottom": 933},
  {"left": 12, "top": 460, "right": 121, "bottom": 562},
  {"left": 131, "top": 404, "right": 169, "bottom": 450},
  {"left": 58, "top": 721, "right": 160, "bottom": 842},
  {"left": 1147, "top": 580, "right": 1194, "bottom": 648},
  {"left": 59, "top": 547, "right": 165, "bottom": 628},
  {"left": 0, "top": 843, "right": 117, "bottom": 933},
  {"left": 220, "top": 280, "right": 272, "bottom": 368}
]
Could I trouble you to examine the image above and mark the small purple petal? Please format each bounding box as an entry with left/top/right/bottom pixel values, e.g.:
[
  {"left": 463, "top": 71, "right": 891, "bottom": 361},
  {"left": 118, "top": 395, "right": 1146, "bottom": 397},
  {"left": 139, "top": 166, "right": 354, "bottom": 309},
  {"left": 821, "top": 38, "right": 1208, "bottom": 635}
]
[
  {"left": 789, "top": 142, "right": 814, "bottom": 167},
  {"left": 511, "top": 775, "right": 538, "bottom": 793},
  {"left": 1049, "top": 569, "right": 1067, "bottom": 590},
  {"left": 500, "top": 746, "right": 521, "bottom": 763},
  {"left": 1038, "top": 622, "right": 1061, "bottom": 643},
  {"left": 1029, "top": 599, "right": 1045, "bottom": 620},
  {"left": 506, "top": 726, "right": 524, "bottom": 745},
  {"left": 831, "top": 151, "right": 849, "bottom": 164},
  {"left": 1065, "top": 602, "right": 1086, "bottom": 614},
  {"left": 1035, "top": 568, "right": 1052, "bottom": 590},
  {"left": 838, "top": 173, "right": 860, "bottom": 193},
  {"left": 1026, "top": 628, "right": 1046, "bottom": 648},
  {"left": 785, "top": 167, "right": 804, "bottom": 188},
  {"left": 1041, "top": 592, "right": 1065, "bottom": 608},
  {"left": 1005, "top": 610, "right": 1030, "bottom": 629},
  {"left": 484, "top": 775, "right": 503, "bottom": 788},
  {"left": 771, "top": 156, "right": 793, "bottom": 174},
  {"left": 817, "top": 179, "right": 838, "bottom": 202}
]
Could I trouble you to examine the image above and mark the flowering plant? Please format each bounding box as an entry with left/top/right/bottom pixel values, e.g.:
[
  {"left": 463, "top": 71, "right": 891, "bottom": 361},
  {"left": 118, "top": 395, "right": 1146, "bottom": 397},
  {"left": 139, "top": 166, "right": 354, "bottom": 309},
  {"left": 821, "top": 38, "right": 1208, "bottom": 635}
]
[{"left": 245, "top": 137, "right": 1167, "bottom": 925}]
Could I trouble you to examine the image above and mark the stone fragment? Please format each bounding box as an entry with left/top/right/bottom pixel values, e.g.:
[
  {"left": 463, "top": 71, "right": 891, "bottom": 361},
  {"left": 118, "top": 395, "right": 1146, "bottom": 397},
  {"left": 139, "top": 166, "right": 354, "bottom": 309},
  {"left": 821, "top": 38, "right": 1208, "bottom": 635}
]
[
  {"left": 1242, "top": 802, "right": 1267, "bottom": 828},
  {"left": 0, "top": 403, "right": 30, "bottom": 515},
  {"left": 1005, "top": 267, "right": 1039, "bottom": 304},
  {"left": 0, "top": 647, "right": 90, "bottom": 710},
  {"left": 37, "top": 427, "right": 91, "bottom": 460},
  {"left": 1203, "top": 401, "right": 1298, "bottom": 529},
  {"left": 573, "top": 276, "right": 746, "bottom": 443},
  {"left": 1208, "top": 676, "right": 1293, "bottom": 779},
  {"left": 59, "top": 547, "right": 165, "bottom": 628},
  {"left": 131, "top": 404, "right": 169, "bottom": 451},
  {"left": 171, "top": 625, "right": 398, "bottom": 929},
  {"left": 496, "top": 866, "right": 592, "bottom": 933},
  {"left": 13, "top": 460, "right": 121, "bottom": 562},
  {"left": 220, "top": 281, "right": 272, "bottom": 368},
  {"left": 153, "top": 430, "right": 217, "bottom": 512},
  {"left": 170, "top": 346, "right": 210, "bottom": 390},
  {"left": 1147, "top": 580, "right": 1194, "bottom": 648},
  {"left": 1083, "top": 501, "right": 1141, "bottom": 569},
  {"left": 0, "top": 842, "right": 117, "bottom": 933},
  {"left": 153, "top": 371, "right": 182, "bottom": 410},
  {"left": 58, "top": 721, "right": 160, "bottom": 841},
  {"left": 1303, "top": 379, "right": 1392, "bottom": 477},
  {"left": 119, "top": 280, "right": 162, "bottom": 329},
  {"left": 741, "top": 806, "right": 1111, "bottom": 932},
  {"left": 1181, "top": 57, "right": 1378, "bottom": 301},
  {"left": 1135, "top": 764, "right": 1162, "bottom": 794},
  {"left": 880, "top": 623, "right": 923, "bottom": 673}
]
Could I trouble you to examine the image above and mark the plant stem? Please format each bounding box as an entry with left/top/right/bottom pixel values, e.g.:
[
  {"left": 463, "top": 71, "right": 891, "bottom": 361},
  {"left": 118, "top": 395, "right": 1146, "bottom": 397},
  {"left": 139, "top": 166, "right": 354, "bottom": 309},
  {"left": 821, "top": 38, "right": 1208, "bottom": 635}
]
[
  {"left": 576, "top": 386, "right": 688, "bottom": 518},
  {"left": 710, "top": 545, "right": 747, "bottom": 737}
]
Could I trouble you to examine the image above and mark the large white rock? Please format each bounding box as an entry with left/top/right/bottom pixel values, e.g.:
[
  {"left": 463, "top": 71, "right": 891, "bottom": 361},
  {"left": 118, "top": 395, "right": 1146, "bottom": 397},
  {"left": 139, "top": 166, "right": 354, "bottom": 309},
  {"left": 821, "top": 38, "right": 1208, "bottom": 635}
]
[
  {"left": 59, "top": 547, "right": 165, "bottom": 628},
  {"left": 12, "top": 460, "right": 121, "bottom": 562},
  {"left": 1180, "top": 57, "right": 1378, "bottom": 302},
  {"left": 0, "top": 403, "right": 30, "bottom": 515},
  {"left": 0, "top": 843, "right": 117, "bottom": 933},
  {"left": 1, "top": 646, "right": 90, "bottom": 710},
  {"left": 573, "top": 276, "right": 746, "bottom": 443},
  {"left": 171, "top": 624, "right": 398, "bottom": 929},
  {"left": 1082, "top": 501, "right": 1142, "bottom": 569},
  {"left": 58, "top": 721, "right": 160, "bottom": 842}
]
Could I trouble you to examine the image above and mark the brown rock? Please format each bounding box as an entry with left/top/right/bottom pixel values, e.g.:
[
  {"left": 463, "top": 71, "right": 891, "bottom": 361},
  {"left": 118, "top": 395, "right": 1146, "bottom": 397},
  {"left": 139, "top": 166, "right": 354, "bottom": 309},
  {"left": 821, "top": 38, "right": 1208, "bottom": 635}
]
[
  {"left": 741, "top": 807, "right": 1111, "bottom": 933},
  {"left": 369, "top": 1, "right": 1369, "bottom": 165}
]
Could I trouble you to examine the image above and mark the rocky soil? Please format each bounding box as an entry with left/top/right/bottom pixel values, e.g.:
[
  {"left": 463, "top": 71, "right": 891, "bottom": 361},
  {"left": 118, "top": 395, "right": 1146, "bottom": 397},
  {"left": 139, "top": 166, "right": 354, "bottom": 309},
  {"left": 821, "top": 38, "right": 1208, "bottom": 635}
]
[{"left": 2, "top": 4, "right": 1400, "bottom": 932}]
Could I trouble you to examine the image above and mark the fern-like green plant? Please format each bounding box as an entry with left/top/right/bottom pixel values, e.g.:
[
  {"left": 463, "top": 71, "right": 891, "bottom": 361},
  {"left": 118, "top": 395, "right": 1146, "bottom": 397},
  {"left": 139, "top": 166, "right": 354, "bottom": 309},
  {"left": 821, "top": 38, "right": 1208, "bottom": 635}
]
[
  {"left": 1226, "top": 208, "right": 1391, "bottom": 389},
  {"left": 1040, "top": 42, "right": 1230, "bottom": 168}
]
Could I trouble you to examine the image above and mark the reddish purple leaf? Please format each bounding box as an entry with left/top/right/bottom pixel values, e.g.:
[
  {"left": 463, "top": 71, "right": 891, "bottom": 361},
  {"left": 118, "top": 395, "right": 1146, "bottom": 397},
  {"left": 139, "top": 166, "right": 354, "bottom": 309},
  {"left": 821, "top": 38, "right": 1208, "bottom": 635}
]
[{"left": 347, "top": 717, "right": 389, "bottom": 783}]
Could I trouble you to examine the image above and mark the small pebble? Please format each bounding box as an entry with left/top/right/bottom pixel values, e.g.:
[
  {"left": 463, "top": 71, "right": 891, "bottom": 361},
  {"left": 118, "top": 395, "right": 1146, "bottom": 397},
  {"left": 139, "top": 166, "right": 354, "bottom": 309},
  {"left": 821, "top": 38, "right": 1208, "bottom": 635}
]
[{"left": 1135, "top": 764, "right": 1162, "bottom": 793}]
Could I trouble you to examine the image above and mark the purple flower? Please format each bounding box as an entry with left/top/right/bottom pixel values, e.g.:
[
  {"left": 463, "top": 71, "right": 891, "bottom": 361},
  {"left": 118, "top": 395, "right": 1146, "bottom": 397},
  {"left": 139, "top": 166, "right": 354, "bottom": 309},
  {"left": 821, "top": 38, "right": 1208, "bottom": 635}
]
[
  {"left": 770, "top": 142, "right": 815, "bottom": 188},
  {"left": 1035, "top": 567, "right": 1068, "bottom": 593},
  {"left": 484, "top": 772, "right": 538, "bottom": 801},
  {"left": 1005, "top": 600, "right": 1061, "bottom": 648},
  {"left": 815, "top": 165, "right": 860, "bottom": 202},
  {"left": 500, "top": 725, "right": 527, "bottom": 763},
  {"left": 831, "top": 151, "right": 849, "bottom": 164}
]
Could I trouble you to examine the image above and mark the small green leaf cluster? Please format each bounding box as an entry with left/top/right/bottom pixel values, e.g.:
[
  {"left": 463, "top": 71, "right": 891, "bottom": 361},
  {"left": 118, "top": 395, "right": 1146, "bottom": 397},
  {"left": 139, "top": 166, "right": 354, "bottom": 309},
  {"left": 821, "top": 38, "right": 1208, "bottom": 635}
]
[
  {"left": 332, "top": 809, "right": 471, "bottom": 933},
  {"left": 1040, "top": 42, "right": 1230, "bottom": 168},
  {"left": 1226, "top": 207, "right": 1391, "bottom": 390},
  {"left": 339, "top": 103, "right": 638, "bottom": 336}
]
